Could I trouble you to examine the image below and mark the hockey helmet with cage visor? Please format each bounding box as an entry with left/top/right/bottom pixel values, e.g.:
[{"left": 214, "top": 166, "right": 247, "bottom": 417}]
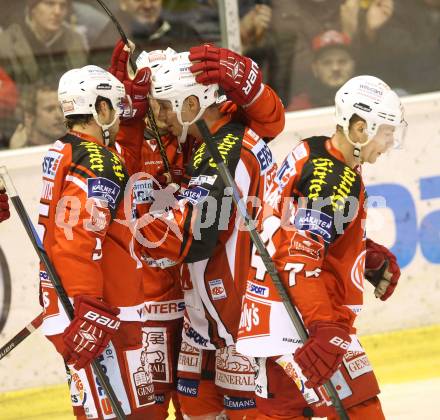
[
  {"left": 149, "top": 51, "right": 220, "bottom": 144},
  {"left": 335, "top": 75, "right": 407, "bottom": 156},
  {"left": 58, "top": 65, "right": 133, "bottom": 145}
]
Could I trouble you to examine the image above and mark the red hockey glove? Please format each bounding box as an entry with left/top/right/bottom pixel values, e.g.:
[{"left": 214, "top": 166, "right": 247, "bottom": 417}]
[
  {"left": 62, "top": 296, "right": 120, "bottom": 370},
  {"left": 294, "top": 321, "right": 351, "bottom": 388},
  {"left": 365, "top": 238, "right": 401, "bottom": 301},
  {"left": 189, "top": 44, "right": 263, "bottom": 106},
  {"left": 108, "top": 39, "right": 151, "bottom": 121},
  {"left": 0, "top": 190, "right": 10, "bottom": 222},
  {"left": 156, "top": 166, "right": 184, "bottom": 187}
]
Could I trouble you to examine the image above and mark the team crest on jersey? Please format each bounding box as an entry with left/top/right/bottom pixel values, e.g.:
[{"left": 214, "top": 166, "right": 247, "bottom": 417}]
[
  {"left": 42, "top": 150, "right": 63, "bottom": 180},
  {"left": 288, "top": 232, "right": 323, "bottom": 260},
  {"left": 294, "top": 208, "right": 333, "bottom": 243},
  {"left": 87, "top": 177, "right": 121, "bottom": 209},
  {"left": 351, "top": 250, "right": 366, "bottom": 292},
  {"left": 208, "top": 278, "right": 227, "bottom": 300}
]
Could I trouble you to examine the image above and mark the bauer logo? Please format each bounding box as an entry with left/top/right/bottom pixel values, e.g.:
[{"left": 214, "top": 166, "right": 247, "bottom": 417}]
[
  {"left": 294, "top": 208, "right": 333, "bottom": 243},
  {"left": 87, "top": 177, "right": 121, "bottom": 209},
  {"left": 246, "top": 281, "right": 269, "bottom": 298},
  {"left": 208, "top": 279, "right": 227, "bottom": 300},
  {"left": 178, "top": 186, "right": 209, "bottom": 205},
  {"left": 42, "top": 151, "right": 63, "bottom": 180}
]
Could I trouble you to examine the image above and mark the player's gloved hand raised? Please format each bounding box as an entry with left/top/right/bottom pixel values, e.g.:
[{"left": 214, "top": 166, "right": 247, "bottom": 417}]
[
  {"left": 62, "top": 296, "right": 120, "bottom": 370},
  {"left": 0, "top": 190, "right": 10, "bottom": 222},
  {"left": 294, "top": 321, "right": 351, "bottom": 388},
  {"left": 189, "top": 44, "right": 263, "bottom": 106},
  {"left": 365, "top": 238, "right": 400, "bottom": 301},
  {"left": 108, "top": 39, "right": 151, "bottom": 121}
]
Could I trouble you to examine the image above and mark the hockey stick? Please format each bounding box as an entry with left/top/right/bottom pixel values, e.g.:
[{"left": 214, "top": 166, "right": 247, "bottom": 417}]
[
  {"left": 0, "top": 313, "right": 43, "bottom": 361},
  {"left": 0, "top": 168, "right": 126, "bottom": 420},
  {"left": 95, "top": 0, "right": 172, "bottom": 176},
  {"left": 195, "top": 120, "right": 349, "bottom": 420}
]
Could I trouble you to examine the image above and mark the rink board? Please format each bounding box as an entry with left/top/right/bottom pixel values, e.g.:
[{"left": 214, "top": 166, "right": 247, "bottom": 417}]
[{"left": 0, "top": 92, "right": 439, "bottom": 393}]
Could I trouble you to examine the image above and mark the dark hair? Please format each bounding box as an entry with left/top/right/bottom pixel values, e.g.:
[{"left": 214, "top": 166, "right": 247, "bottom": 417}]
[
  {"left": 336, "top": 113, "right": 365, "bottom": 132},
  {"left": 64, "top": 96, "right": 113, "bottom": 129},
  {"left": 21, "top": 79, "right": 58, "bottom": 116}
]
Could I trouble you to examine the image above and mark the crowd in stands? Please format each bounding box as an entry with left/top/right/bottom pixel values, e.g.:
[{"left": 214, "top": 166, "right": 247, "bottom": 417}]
[{"left": 1, "top": 0, "right": 439, "bottom": 149}]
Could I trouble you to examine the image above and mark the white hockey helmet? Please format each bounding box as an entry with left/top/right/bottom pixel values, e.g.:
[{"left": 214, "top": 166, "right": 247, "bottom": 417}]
[
  {"left": 58, "top": 65, "right": 131, "bottom": 145},
  {"left": 149, "top": 52, "right": 219, "bottom": 143},
  {"left": 136, "top": 47, "right": 178, "bottom": 74},
  {"left": 335, "top": 75, "right": 407, "bottom": 152}
]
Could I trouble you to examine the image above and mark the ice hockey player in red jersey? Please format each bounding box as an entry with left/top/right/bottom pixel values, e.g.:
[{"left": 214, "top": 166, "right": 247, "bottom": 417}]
[
  {"left": 236, "top": 75, "right": 407, "bottom": 419},
  {"left": 38, "top": 65, "right": 156, "bottom": 419},
  {"left": 131, "top": 49, "right": 281, "bottom": 419},
  {"left": 109, "top": 39, "right": 285, "bottom": 419}
]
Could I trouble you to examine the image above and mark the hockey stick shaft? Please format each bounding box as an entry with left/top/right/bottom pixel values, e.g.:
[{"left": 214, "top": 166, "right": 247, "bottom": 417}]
[
  {"left": 0, "top": 313, "right": 43, "bottom": 361},
  {"left": 0, "top": 167, "right": 126, "bottom": 420},
  {"left": 195, "top": 120, "right": 349, "bottom": 420},
  {"left": 95, "top": 0, "right": 172, "bottom": 176}
]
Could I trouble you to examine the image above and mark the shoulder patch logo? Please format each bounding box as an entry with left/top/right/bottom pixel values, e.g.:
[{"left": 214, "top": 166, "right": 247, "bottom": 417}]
[
  {"left": 87, "top": 177, "right": 121, "bottom": 209},
  {"left": 42, "top": 150, "right": 63, "bottom": 180}
]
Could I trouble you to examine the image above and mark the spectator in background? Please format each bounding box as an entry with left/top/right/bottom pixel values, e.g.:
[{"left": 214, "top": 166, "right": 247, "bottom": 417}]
[
  {"left": 287, "top": 30, "right": 355, "bottom": 111},
  {"left": 91, "top": 0, "right": 202, "bottom": 66},
  {"left": 358, "top": 0, "right": 440, "bottom": 94},
  {"left": 9, "top": 81, "right": 64, "bottom": 148},
  {"left": 0, "top": 0, "right": 88, "bottom": 92},
  {"left": 0, "top": 68, "right": 19, "bottom": 149},
  {"left": 269, "top": 0, "right": 360, "bottom": 104}
]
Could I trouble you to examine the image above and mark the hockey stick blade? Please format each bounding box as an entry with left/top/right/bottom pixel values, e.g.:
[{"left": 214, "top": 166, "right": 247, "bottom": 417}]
[
  {"left": 195, "top": 120, "right": 349, "bottom": 420},
  {"left": 0, "top": 166, "right": 126, "bottom": 420},
  {"left": 0, "top": 313, "right": 43, "bottom": 361}
]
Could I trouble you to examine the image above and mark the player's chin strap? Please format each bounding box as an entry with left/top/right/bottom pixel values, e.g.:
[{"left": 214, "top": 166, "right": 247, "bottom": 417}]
[
  {"left": 343, "top": 126, "right": 376, "bottom": 162},
  {"left": 176, "top": 107, "right": 207, "bottom": 146},
  {"left": 92, "top": 111, "right": 119, "bottom": 146}
]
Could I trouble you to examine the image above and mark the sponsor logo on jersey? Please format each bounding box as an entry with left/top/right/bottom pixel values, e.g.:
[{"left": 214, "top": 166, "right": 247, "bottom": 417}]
[
  {"left": 41, "top": 180, "right": 54, "bottom": 201},
  {"left": 144, "top": 300, "right": 185, "bottom": 316},
  {"left": 343, "top": 350, "right": 373, "bottom": 379},
  {"left": 177, "top": 378, "right": 199, "bottom": 397},
  {"left": 142, "top": 256, "right": 177, "bottom": 269},
  {"left": 109, "top": 152, "right": 125, "bottom": 182},
  {"left": 183, "top": 321, "right": 209, "bottom": 347},
  {"left": 178, "top": 186, "right": 209, "bottom": 205},
  {"left": 238, "top": 299, "right": 270, "bottom": 338},
  {"left": 142, "top": 327, "right": 169, "bottom": 383},
  {"left": 193, "top": 134, "right": 239, "bottom": 169},
  {"left": 188, "top": 174, "right": 217, "bottom": 187},
  {"left": 133, "top": 179, "right": 154, "bottom": 204},
  {"left": 80, "top": 142, "right": 105, "bottom": 173},
  {"left": 223, "top": 396, "right": 256, "bottom": 410},
  {"left": 252, "top": 141, "right": 273, "bottom": 173},
  {"left": 87, "top": 177, "right": 121, "bottom": 210},
  {"left": 288, "top": 232, "right": 324, "bottom": 261},
  {"left": 308, "top": 158, "right": 335, "bottom": 200},
  {"left": 42, "top": 151, "right": 63, "bottom": 180},
  {"left": 178, "top": 341, "right": 202, "bottom": 374},
  {"left": 208, "top": 278, "right": 227, "bottom": 300},
  {"left": 331, "top": 165, "right": 357, "bottom": 211},
  {"left": 246, "top": 281, "right": 269, "bottom": 298},
  {"left": 294, "top": 208, "right": 333, "bottom": 242},
  {"left": 275, "top": 154, "right": 297, "bottom": 190}
]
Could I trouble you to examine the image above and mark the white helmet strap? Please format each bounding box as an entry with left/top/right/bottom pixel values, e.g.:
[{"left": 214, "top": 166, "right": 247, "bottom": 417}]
[
  {"left": 175, "top": 101, "right": 208, "bottom": 144},
  {"left": 92, "top": 108, "right": 119, "bottom": 147}
]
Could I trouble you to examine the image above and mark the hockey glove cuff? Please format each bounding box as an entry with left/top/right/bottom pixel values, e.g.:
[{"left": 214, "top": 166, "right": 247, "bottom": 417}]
[{"left": 365, "top": 238, "right": 400, "bottom": 301}]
